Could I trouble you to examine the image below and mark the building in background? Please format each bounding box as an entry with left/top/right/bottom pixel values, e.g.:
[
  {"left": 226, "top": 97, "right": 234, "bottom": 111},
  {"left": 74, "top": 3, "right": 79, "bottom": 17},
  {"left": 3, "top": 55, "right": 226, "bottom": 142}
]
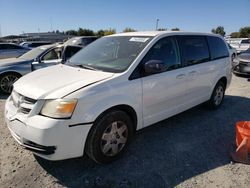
[{"left": 0, "top": 32, "right": 72, "bottom": 43}]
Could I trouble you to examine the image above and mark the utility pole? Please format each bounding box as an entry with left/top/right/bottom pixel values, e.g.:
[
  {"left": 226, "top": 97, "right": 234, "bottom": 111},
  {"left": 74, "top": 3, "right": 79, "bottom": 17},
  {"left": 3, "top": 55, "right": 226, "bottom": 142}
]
[
  {"left": 155, "top": 19, "right": 159, "bottom": 30},
  {"left": 50, "top": 18, "right": 53, "bottom": 32},
  {"left": 0, "top": 24, "right": 2, "bottom": 37}
]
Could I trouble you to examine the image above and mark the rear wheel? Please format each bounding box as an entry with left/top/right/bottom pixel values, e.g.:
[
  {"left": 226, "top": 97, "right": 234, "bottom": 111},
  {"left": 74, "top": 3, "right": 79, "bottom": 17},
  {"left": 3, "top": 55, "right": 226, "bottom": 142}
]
[
  {"left": 208, "top": 81, "right": 225, "bottom": 109},
  {"left": 0, "top": 73, "right": 21, "bottom": 94},
  {"left": 85, "top": 110, "right": 134, "bottom": 164}
]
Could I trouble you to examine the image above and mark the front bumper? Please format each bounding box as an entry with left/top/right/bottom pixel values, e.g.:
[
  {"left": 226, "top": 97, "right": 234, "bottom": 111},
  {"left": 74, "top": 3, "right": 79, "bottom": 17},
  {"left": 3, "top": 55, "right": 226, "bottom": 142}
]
[
  {"left": 233, "top": 63, "right": 250, "bottom": 78},
  {"left": 5, "top": 97, "right": 93, "bottom": 161}
]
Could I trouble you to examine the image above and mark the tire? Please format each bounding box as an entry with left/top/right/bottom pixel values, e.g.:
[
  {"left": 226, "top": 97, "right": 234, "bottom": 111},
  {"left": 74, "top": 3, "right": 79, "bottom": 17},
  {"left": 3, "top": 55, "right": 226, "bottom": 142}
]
[
  {"left": 85, "top": 110, "right": 134, "bottom": 164},
  {"left": 207, "top": 81, "right": 226, "bottom": 109},
  {"left": 0, "top": 73, "right": 21, "bottom": 94}
]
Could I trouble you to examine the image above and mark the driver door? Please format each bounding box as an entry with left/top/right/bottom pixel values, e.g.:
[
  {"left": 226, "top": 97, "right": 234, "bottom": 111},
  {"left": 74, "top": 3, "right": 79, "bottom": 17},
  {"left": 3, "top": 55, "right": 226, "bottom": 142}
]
[
  {"left": 32, "top": 47, "right": 62, "bottom": 71},
  {"left": 141, "top": 36, "right": 189, "bottom": 127}
]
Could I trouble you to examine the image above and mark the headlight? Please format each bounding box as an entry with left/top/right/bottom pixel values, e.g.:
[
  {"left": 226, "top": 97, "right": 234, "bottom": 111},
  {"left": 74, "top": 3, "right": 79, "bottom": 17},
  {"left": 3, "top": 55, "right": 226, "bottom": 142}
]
[{"left": 40, "top": 99, "right": 77, "bottom": 118}]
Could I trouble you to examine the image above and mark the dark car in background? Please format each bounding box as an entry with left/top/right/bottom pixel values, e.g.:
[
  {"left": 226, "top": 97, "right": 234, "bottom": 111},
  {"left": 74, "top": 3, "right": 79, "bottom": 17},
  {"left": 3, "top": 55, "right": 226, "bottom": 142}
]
[
  {"left": 20, "top": 41, "right": 53, "bottom": 49},
  {"left": 0, "top": 44, "right": 82, "bottom": 93},
  {"left": 233, "top": 48, "right": 250, "bottom": 78},
  {"left": 0, "top": 43, "right": 30, "bottom": 59}
]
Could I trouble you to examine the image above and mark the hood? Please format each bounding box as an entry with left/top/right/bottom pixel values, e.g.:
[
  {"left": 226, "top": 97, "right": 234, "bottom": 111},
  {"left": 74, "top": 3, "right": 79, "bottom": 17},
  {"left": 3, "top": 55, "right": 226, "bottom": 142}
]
[
  {"left": 0, "top": 58, "right": 30, "bottom": 67},
  {"left": 14, "top": 64, "right": 114, "bottom": 99},
  {"left": 238, "top": 53, "right": 250, "bottom": 63}
]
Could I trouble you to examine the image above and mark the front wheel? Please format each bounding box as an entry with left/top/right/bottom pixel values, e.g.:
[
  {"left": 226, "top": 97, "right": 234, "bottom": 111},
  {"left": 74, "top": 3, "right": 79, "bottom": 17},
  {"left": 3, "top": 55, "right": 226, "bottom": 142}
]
[
  {"left": 0, "top": 73, "right": 21, "bottom": 94},
  {"left": 85, "top": 110, "right": 134, "bottom": 164},
  {"left": 208, "top": 81, "right": 225, "bottom": 109}
]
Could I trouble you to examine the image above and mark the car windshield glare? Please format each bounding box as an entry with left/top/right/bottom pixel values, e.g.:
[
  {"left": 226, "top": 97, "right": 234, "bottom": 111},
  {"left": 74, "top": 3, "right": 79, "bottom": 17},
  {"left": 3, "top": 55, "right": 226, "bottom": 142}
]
[
  {"left": 67, "top": 36, "right": 152, "bottom": 73},
  {"left": 19, "top": 46, "right": 48, "bottom": 60}
]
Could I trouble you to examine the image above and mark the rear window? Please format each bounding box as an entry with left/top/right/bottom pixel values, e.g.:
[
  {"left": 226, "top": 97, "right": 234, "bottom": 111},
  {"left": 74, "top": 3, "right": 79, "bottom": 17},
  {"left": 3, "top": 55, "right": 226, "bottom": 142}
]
[
  {"left": 207, "top": 36, "right": 229, "bottom": 60},
  {"left": 0, "top": 44, "right": 24, "bottom": 50},
  {"left": 241, "top": 39, "right": 250, "bottom": 44},
  {"left": 179, "top": 36, "right": 210, "bottom": 65}
]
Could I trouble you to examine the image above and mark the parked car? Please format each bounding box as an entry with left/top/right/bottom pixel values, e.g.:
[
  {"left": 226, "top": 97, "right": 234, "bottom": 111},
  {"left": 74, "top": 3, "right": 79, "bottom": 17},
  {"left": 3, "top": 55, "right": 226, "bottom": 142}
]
[
  {"left": 0, "top": 44, "right": 82, "bottom": 94},
  {"left": 228, "top": 43, "right": 237, "bottom": 61},
  {"left": 20, "top": 41, "right": 53, "bottom": 49},
  {"left": 0, "top": 43, "right": 30, "bottom": 59},
  {"left": 234, "top": 39, "right": 250, "bottom": 54},
  {"left": 233, "top": 47, "right": 250, "bottom": 77},
  {"left": 5, "top": 31, "right": 231, "bottom": 163},
  {"left": 63, "top": 36, "right": 98, "bottom": 47}
]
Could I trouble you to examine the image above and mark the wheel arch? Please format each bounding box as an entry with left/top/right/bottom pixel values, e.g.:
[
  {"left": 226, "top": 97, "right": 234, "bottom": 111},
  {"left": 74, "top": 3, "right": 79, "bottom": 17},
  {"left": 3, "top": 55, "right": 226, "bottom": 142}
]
[
  {"left": 0, "top": 71, "right": 22, "bottom": 78},
  {"left": 218, "top": 76, "right": 227, "bottom": 88},
  {"left": 94, "top": 104, "right": 138, "bottom": 132}
]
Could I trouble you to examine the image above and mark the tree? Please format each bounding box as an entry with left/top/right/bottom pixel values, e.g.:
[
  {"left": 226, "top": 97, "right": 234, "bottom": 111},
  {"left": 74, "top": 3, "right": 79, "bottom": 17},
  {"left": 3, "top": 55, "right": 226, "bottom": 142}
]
[
  {"left": 230, "top": 32, "right": 240, "bottom": 38},
  {"left": 171, "top": 28, "right": 180, "bottom": 31},
  {"left": 103, "top": 28, "right": 116, "bottom": 36},
  {"left": 211, "top": 26, "right": 226, "bottom": 37},
  {"left": 77, "top": 28, "right": 95, "bottom": 36},
  {"left": 65, "top": 30, "right": 78, "bottom": 36},
  {"left": 239, "top": 27, "right": 250, "bottom": 38},
  {"left": 123, "top": 27, "right": 136, "bottom": 32},
  {"left": 157, "top": 28, "right": 167, "bottom": 31},
  {"left": 96, "top": 29, "right": 105, "bottom": 37}
]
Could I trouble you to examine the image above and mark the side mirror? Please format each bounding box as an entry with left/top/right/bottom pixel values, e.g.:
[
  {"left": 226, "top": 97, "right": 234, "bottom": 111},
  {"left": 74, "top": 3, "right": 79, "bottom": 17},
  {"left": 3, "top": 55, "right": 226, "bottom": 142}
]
[
  {"left": 144, "top": 60, "right": 166, "bottom": 74},
  {"left": 33, "top": 57, "right": 41, "bottom": 63}
]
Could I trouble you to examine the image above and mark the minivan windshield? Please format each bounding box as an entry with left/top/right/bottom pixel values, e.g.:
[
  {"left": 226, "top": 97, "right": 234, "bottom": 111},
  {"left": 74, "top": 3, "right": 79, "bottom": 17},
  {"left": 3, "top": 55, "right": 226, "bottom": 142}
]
[
  {"left": 67, "top": 36, "right": 153, "bottom": 73},
  {"left": 19, "top": 46, "right": 50, "bottom": 60}
]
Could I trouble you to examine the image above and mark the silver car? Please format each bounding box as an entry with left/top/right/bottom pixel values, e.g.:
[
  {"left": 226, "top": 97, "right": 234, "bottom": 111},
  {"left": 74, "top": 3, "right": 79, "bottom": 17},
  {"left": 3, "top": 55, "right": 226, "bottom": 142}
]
[
  {"left": 0, "top": 44, "right": 82, "bottom": 94},
  {"left": 0, "top": 43, "right": 30, "bottom": 59}
]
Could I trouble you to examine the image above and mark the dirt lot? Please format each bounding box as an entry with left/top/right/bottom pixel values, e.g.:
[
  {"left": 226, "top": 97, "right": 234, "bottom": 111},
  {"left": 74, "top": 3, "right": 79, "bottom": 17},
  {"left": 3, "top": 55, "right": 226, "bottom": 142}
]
[{"left": 0, "top": 75, "right": 250, "bottom": 188}]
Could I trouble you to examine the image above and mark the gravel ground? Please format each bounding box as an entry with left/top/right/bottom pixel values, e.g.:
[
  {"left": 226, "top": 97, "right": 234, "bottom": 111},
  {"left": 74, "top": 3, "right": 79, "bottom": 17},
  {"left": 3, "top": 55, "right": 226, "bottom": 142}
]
[{"left": 0, "top": 75, "right": 250, "bottom": 188}]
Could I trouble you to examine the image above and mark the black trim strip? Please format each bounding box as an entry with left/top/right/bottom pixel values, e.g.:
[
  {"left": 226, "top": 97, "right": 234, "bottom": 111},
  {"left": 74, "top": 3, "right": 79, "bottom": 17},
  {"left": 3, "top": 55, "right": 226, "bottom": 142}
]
[{"left": 68, "top": 122, "right": 94, "bottom": 127}]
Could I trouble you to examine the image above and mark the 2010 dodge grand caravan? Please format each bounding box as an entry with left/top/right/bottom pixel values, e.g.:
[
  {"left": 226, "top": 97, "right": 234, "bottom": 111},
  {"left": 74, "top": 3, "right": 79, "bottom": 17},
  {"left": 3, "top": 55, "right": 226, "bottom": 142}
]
[{"left": 5, "top": 31, "right": 232, "bottom": 163}]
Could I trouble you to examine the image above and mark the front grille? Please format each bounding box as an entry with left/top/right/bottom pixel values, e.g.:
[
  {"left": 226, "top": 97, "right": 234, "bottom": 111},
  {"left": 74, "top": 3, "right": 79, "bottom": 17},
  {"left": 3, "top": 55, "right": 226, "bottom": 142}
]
[{"left": 10, "top": 90, "right": 37, "bottom": 115}]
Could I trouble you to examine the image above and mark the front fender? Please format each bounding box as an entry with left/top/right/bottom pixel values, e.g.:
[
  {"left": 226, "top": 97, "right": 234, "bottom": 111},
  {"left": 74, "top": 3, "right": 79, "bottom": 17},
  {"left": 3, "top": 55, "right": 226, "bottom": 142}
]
[{"left": 71, "top": 94, "right": 143, "bottom": 130}]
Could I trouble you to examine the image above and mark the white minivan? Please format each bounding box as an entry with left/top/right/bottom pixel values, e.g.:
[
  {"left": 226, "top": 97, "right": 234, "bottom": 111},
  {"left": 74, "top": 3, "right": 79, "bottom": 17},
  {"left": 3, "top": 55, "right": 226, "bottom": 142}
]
[{"left": 5, "top": 31, "right": 232, "bottom": 163}]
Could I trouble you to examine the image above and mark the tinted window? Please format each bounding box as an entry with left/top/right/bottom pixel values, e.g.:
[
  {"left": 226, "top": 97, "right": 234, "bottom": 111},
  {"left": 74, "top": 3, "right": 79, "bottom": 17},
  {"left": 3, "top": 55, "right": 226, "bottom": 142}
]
[
  {"left": 207, "top": 36, "right": 229, "bottom": 59},
  {"left": 0, "top": 44, "right": 23, "bottom": 50},
  {"left": 81, "top": 38, "right": 94, "bottom": 46},
  {"left": 142, "top": 37, "right": 181, "bottom": 71},
  {"left": 8, "top": 44, "right": 23, "bottom": 50},
  {"left": 179, "top": 36, "right": 209, "bottom": 65},
  {"left": 64, "top": 46, "right": 82, "bottom": 61},
  {"left": 241, "top": 39, "right": 250, "bottom": 44}
]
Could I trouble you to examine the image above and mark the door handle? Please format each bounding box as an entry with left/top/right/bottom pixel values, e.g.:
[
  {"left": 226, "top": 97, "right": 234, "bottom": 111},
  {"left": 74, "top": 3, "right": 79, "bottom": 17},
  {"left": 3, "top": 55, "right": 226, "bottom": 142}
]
[
  {"left": 176, "top": 74, "right": 186, "bottom": 79},
  {"left": 188, "top": 71, "right": 198, "bottom": 76}
]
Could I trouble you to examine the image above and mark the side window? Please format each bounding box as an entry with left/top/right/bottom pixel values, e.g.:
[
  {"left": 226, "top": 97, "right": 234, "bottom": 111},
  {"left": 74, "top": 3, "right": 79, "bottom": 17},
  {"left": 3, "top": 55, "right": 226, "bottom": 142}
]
[
  {"left": 142, "top": 37, "right": 181, "bottom": 71},
  {"left": 207, "top": 36, "right": 229, "bottom": 60},
  {"left": 180, "top": 36, "right": 210, "bottom": 65},
  {"left": 64, "top": 46, "right": 82, "bottom": 61},
  {"left": 81, "top": 38, "right": 93, "bottom": 46},
  {"left": 41, "top": 48, "right": 61, "bottom": 61},
  {"left": 8, "top": 44, "right": 23, "bottom": 50}
]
